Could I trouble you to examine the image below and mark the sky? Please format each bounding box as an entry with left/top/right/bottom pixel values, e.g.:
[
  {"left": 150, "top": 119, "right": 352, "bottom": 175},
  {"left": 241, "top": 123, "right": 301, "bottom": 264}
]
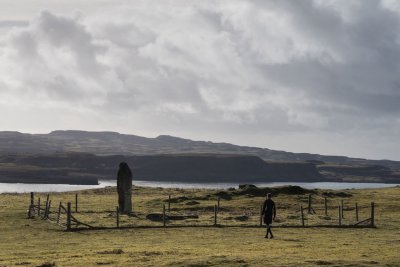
[{"left": 1, "top": 0, "right": 400, "bottom": 161}]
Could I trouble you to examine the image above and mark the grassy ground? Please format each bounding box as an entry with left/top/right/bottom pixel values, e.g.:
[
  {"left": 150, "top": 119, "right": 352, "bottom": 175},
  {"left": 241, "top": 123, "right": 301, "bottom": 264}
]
[{"left": 1, "top": 185, "right": 400, "bottom": 266}]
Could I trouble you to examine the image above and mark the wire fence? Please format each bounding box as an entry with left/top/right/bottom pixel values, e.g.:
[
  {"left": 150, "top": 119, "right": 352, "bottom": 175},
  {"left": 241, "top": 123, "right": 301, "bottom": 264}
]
[{"left": 26, "top": 192, "right": 376, "bottom": 231}]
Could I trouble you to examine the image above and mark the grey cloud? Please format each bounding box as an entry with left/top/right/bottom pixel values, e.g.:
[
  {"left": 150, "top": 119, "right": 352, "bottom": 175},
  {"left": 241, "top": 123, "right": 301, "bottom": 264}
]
[
  {"left": 35, "top": 11, "right": 106, "bottom": 76},
  {"left": 0, "top": 20, "right": 29, "bottom": 28},
  {"left": 1, "top": 1, "right": 400, "bottom": 159}
]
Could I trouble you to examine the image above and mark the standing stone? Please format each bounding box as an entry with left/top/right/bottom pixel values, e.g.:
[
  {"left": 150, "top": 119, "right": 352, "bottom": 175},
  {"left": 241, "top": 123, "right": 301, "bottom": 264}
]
[{"left": 117, "top": 162, "right": 133, "bottom": 213}]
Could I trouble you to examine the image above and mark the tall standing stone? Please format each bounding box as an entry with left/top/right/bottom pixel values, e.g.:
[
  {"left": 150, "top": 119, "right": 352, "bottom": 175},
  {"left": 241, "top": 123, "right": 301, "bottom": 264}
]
[{"left": 117, "top": 162, "right": 133, "bottom": 213}]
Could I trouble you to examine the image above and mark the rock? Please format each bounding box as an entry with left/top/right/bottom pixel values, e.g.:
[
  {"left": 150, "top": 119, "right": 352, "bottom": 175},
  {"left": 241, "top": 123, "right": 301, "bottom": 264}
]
[
  {"left": 186, "top": 201, "right": 200, "bottom": 205},
  {"left": 146, "top": 213, "right": 163, "bottom": 221},
  {"left": 238, "top": 184, "right": 257, "bottom": 189},
  {"left": 234, "top": 215, "right": 249, "bottom": 221},
  {"left": 215, "top": 191, "right": 232, "bottom": 200}
]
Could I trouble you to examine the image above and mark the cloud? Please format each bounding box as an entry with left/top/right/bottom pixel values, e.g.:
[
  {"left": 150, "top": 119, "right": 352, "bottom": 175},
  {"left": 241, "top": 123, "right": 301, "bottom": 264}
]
[{"left": 1, "top": 0, "right": 400, "bottom": 160}]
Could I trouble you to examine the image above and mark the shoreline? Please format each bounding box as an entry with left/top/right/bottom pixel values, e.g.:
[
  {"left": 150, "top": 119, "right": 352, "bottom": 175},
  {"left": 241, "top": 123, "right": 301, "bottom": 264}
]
[{"left": 0, "top": 180, "right": 399, "bottom": 194}]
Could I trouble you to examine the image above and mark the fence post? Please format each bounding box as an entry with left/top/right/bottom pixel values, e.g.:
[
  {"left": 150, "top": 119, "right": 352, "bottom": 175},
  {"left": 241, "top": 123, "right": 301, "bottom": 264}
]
[
  {"left": 371, "top": 202, "right": 375, "bottom": 227},
  {"left": 214, "top": 204, "right": 217, "bottom": 226},
  {"left": 75, "top": 193, "right": 78, "bottom": 213},
  {"left": 259, "top": 205, "right": 263, "bottom": 227},
  {"left": 355, "top": 202, "right": 359, "bottom": 221},
  {"left": 338, "top": 205, "right": 342, "bottom": 226},
  {"left": 28, "top": 192, "right": 35, "bottom": 218},
  {"left": 38, "top": 197, "right": 41, "bottom": 216},
  {"left": 44, "top": 194, "right": 49, "bottom": 218},
  {"left": 67, "top": 202, "right": 71, "bottom": 231},
  {"left": 300, "top": 206, "right": 305, "bottom": 227},
  {"left": 308, "top": 194, "right": 312, "bottom": 214},
  {"left": 341, "top": 200, "right": 344, "bottom": 219},
  {"left": 46, "top": 200, "right": 52, "bottom": 219},
  {"left": 168, "top": 195, "right": 171, "bottom": 212},
  {"left": 30, "top": 192, "right": 34, "bottom": 205},
  {"left": 116, "top": 206, "right": 120, "bottom": 228},
  {"left": 217, "top": 197, "right": 220, "bottom": 212},
  {"left": 57, "top": 202, "right": 62, "bottom": 224},
  {"left": 163, "top": 204, "right": 166, "bottom": 227},
  {"left": 28, "top": 192, "right": 34, "bottom": 218},
  {"left": 324, "top": 197, "right": 328, "bottom": 216}
]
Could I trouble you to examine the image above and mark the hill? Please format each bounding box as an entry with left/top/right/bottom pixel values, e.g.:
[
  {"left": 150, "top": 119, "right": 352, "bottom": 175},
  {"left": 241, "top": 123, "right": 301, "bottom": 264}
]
[
  {"left": 0, "top": 153, "right": 322, "bottom": 184},
  {"left": 1, "top": 130, "right": 400, "bottom": 169},
  {"left": 1, "top": 130, "right": 400, "bottom": 184}
]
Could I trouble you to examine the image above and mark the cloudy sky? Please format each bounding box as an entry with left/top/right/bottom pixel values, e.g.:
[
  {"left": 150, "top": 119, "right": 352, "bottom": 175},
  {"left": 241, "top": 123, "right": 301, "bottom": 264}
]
[{"left": 1, "top": 0, "right": 400, "bottom": 160}]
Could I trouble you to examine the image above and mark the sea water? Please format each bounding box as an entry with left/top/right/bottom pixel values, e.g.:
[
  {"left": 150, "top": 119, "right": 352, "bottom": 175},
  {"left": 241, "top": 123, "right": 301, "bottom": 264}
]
[{"left": 0, "top": 180, "right": 398, "bottom": 193}]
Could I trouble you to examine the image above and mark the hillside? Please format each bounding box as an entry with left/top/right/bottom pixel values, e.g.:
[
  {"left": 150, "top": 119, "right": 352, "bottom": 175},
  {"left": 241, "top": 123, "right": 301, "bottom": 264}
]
[
  {"left": 0, "top": 153, "right": 322, "bottom": 184},
  {"left": 1, "top": 130, "right": 400, "bottom": 170},
  {"left": 1, "top": 130, "right": 400, "bottom": 184}
]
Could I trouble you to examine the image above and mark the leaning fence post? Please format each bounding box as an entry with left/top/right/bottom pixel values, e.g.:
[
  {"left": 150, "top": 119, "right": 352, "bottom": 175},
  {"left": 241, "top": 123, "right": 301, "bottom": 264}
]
[
  {"left": 324, "top": 197, "right": 328, "bottom": 216},
  {"left": 355, "top": 202, "right": 359, "bottom": 221},
  {"left": 75, "top": 193, "right": 78, "bottom": 213},
  {"left": 116, "top": 206, "right": 120, "bottom": 228},
  {"left": 67, "top": 202, "right": 71, "bottom": 231},
  {"left": 300, "top": 206, "right": 305, "bottom": 227},
  {"left": 371, "top": 202, "right": 375, "bottom": 227},
  {"left": 308, "top": 194, "right": 312, "bottom": 214},
  {"left": 163, "top": 204, "right": 166, "bottom": 227},
  {"left": 214, "top": 204, "right": 217, "bottom": 226},
  {"left": 338, "top": 205, "right": 342, "bottom": 226},
  {"left": 259, "top": 205, "right": 263, "bottom": 227},
  {"left": 46, "top": 200, "right": 52, "bottom": 219},
  {"left": 57, "top": 202, "right": 62, "bottom": 224}
]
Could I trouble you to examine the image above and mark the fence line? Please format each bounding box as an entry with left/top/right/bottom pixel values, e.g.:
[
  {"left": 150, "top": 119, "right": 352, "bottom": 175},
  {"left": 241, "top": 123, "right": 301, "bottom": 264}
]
[{"left": 27, "top": 192, "right": 377, "bottom": 231}]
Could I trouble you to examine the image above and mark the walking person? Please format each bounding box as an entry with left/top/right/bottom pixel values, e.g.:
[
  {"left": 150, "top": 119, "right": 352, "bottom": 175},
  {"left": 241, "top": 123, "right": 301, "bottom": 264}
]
[{"left": 262, "top": 193, "right": 276, "bottom": 239}]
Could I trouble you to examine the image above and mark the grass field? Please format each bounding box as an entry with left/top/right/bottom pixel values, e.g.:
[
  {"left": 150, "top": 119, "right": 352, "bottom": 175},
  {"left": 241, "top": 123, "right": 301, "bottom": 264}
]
[{"left": 1, "top": 185, "right": 400, "bottom": 266}]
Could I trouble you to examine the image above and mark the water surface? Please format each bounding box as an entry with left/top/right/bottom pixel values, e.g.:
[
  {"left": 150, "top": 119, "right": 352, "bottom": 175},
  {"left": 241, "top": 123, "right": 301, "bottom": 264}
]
[{"left": 0, "top": 180, "right": 398, "bottom": 193}]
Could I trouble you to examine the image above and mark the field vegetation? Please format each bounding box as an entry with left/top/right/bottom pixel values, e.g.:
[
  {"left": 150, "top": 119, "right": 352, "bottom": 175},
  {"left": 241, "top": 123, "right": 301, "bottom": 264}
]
[{"left": 1, "top": 185, "right": 400, "bottom": 266}]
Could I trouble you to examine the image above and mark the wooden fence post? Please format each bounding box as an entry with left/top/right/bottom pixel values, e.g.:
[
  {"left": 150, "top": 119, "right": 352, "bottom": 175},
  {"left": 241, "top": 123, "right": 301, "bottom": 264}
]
[
  {"left": 116, "top": 206, "right": 120, "bottom": 228},
  {"left": 324, "top": 197, "right": 328, "bottom": 216},
  {"left": 338, "top": 205, "right": 342, "bottom": 226},
  {"left": 38, "top": 197, "right": 41, "bottom": 216},
  {"left": 168, "top": 195, "right": 171, "bottom": 212},
  {"left": 341, "top": 200, "right": 344, "bottom": 219},
  {"left": 28, "top": 192, "right": 34, "bottom": 218},
  {"left": 217, "top": 197, "right": 220, "bottom": 212},
  {"left": 75, "top": 193, "right": 78, "bottom": 213},
  {"left": 44, "top": 194, "right": 49, "bottom": 218},
  {"left": 214, "top": 204, "right": 217, "bottom": 226},
  {"left": 371, "top": 202, "right": 375, "bottom": 227},
  {"left": 57, "top": 202, "right": 62, "bottom": 224},
  {"left": 300, "top": 206, "right": 305, "bottom": 227},
  {"left": 259, "top": 205, "right": 263, "bottom": 227},
  {"left": 308, "top": 194, "right": 312, "bottom": 214},
  {"left": 163, "top": 204, "right": 166, "bottom": 227},
  {"left": 67, "top": 202, "right": 71, "bottom": 231},
  {"left": 30, "top": 192, "right": 34, "bottom": 206},
  {"left": 46, "top": 200, "right": 52, "bottom": 219},
  {"left": 355, "top": 202, "right": 359, "bottom": 221}
]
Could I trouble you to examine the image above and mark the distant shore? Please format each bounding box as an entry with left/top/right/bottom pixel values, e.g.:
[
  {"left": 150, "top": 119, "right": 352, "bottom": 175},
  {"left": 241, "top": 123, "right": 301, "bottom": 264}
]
[{"left": 0, "top": 180, "right": 398, "bottom": 194}]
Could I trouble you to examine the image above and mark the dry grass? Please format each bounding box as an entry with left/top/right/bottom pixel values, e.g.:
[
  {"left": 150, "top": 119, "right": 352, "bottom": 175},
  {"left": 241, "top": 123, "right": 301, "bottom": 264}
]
[{"left": 1, "top": 185, "right": 400, "bottom": 266}]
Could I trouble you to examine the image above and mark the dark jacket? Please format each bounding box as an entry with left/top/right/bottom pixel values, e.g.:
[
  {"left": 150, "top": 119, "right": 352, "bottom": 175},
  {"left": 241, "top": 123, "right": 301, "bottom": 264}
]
[{"left": 262, "top": 199, "right": 276, "bottom": 218}]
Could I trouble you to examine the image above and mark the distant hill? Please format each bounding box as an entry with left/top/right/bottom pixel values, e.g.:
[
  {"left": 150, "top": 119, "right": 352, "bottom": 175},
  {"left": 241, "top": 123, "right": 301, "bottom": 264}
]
[
  {"left": 0, "top": 130, "right": 400, "bottom": 184},
  {"left": 0, "top": 153, "right": 322, "bottom": 184},
  {"left": 1, "top": 130, "right": 400, "bottom": 169}
]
